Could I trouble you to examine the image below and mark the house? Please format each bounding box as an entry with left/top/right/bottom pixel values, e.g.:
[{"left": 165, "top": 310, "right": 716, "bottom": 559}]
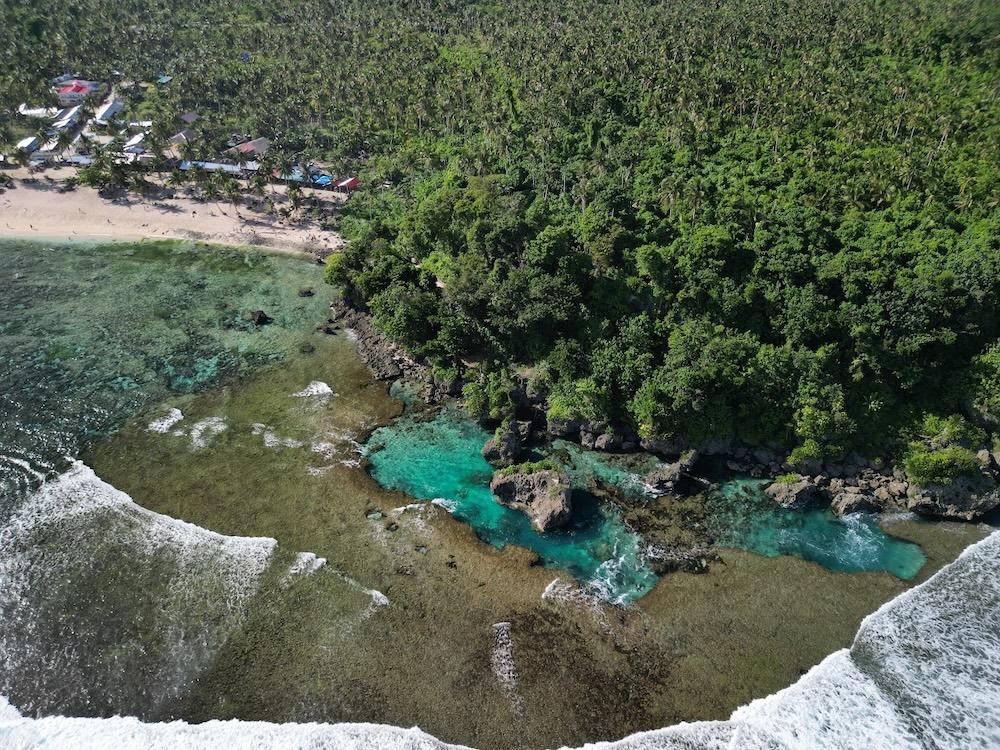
[
  {"left": 16, "top": 137, "right": 39, "bottom": 153},
  {"left": 226, "top": 136, "right": 271, "bottom": 159},
  {"left": 18, "top": 103, "right": 59, "bottom": 118},
  {"left": 55, "top": 80, "right": 105, "bottom": 106},
  {"left": 51, "top": 106, "right": 81, "bottom": 132},
  {"left": 123, "top": 133, "right": 146, "bottom": 154},
  {"left": 179, "top": 160, "right": 256, "bottom": 176},
  {"left": 94, "top": 99, "right": 124, "bottom": 124},
  {"left": 156, "top": 75, "right": 173, "bottom": 85},
  {"left": 169, "top": 129, "right": 198, "bottom": 146},
  {"left": 336, "top": 177, "right": 361, "bottom": 191},
  {"left": 180, "top": 111, "right": 200, "bottom": 125}
]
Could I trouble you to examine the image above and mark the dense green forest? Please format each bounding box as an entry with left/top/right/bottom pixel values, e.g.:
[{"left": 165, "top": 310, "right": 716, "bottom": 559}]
[{"left": 2, "top": 0, "right": 999, "bottom": 467}]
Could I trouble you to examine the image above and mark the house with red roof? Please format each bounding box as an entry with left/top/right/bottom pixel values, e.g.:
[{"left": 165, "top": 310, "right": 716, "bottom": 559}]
[{"left": 55, "top": 80, "right": 105, "bottom": 106}]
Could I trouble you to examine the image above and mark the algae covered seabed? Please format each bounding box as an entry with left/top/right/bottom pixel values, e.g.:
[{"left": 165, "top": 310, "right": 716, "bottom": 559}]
[{"left": 2, "top": 238, "right": 990, "bottom": 750}]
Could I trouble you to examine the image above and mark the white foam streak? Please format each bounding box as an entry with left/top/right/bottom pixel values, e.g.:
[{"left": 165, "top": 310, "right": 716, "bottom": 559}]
[
  {"left": 489, "top": 622, "right": 521, "bottom": 713},
  {"left": 148, "top": 409, "right": 185, "bottom": 433},
  {"left": 189, "top": 417, "right": 227, "bottom": 449},
  {"left": 0, "top": 462, "right": 277, "bottom": 715},
  {"left": 292, "top": 381, "right": 335, "bottom": 399}
]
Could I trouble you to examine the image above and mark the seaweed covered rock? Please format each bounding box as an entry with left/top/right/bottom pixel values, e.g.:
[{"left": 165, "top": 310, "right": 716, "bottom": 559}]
[{"left": 490, "top": 466, "right": 572, "bottom": 533}]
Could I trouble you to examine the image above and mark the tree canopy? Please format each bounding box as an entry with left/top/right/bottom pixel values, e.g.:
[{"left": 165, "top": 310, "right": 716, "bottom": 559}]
[{"left": 2, "top": 0, "right": 999, "bottom": 461}]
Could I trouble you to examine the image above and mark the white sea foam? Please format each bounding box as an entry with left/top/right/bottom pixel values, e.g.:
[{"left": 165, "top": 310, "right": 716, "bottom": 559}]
[
  {"left": 430, "top": 497, "right": 457, "bottom": 513},
  {"left": 490, "top": 622, "right": 521, "bottom": 713},
  {"left": 0, "top": 462, "right": 277, "bottom": 716},
  {"left": 343, "top": 328, "right": 359, "bottom": 342},
  {"left": 263, "top": 431, "right": 305, "bottom": 449},
  {"left": 189, "top": 416, "right": 227, "bottom": 449},
  {"left": 286, "top": 552, "right": 327, "bottom": 578},
  {"left": 292, "top": 381, "right": 335, "bottom": 399},
  {"left": 148, "top": 408, "right": 185, "bottom": 433},
  {"left": 1, "top": 515, "right": 997, "bottom": 749},
  {"left": 367, "top": 589, "right": 390, "bottom": 607}
]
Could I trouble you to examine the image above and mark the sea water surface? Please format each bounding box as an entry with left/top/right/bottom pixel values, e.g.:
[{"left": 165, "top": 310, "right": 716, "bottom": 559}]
[
  {"left": 0, "top": 235, "right": 991, "bottom": 750},
  {"left": 365, "top": 406, "right": 928, "bottom": 602}
]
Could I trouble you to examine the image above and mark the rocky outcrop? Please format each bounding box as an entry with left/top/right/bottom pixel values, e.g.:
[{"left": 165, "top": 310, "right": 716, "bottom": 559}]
[
  {"left": 764, "top": 475, "right": 827, "bottom": 509},
  {"left": 249, "top": 309, "right": 271, "bottom": 325},
  {"left": 329, "top": 298, "right": 428, "bottom": 383},
  {"left": 482, "top": 427, "right": 523, "bottom": 467},
  {"left": 645, "top": 450, "right": 712, "bottom": 497},
  {"left": 646, "top": 545, "right": 720, "bottom": 575},
  {"left": 829, "top": 486, "right": 882, "bottom": 515},
  {"left": 490, "top": 468, "right": 572, "bottom": 533},
  {"left": 907, "top": 477, "right": 1000, "bottom": 520}
]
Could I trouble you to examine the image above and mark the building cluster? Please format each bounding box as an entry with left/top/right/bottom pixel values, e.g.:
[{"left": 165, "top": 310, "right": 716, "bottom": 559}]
[{"left": 2, "top": 72, "right": 361, "bottom": 193}]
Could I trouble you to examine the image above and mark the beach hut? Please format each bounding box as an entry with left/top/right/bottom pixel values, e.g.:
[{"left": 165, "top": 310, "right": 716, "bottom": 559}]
[{"left": 336, "top": 177, "right": 361, "bottom": 192}]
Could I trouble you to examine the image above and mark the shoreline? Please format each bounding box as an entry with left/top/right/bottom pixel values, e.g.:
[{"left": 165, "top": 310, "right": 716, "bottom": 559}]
[
  {"left": 0, "top": 166, "right": 345, "bottom": 258},
  {"left": 330, "top": 295, "right": 1000, "bottom": 525}
]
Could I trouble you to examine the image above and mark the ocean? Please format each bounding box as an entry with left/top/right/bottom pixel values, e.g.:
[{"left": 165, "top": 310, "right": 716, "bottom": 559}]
[{"left": 0, "top": 237, "right": 994, "bottom": 749}]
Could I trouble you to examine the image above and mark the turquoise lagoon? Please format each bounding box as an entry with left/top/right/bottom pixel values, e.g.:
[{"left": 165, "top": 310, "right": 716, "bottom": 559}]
[
  {"left": 366, "top": 407, "right": 928, "bottom": 602},
  {"left": 366, "top": 406, "right": 659, "bottom": 603}
]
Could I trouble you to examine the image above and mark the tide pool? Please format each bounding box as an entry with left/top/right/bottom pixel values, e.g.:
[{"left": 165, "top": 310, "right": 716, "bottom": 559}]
[
  {"left": 707, "top": 479, "right": 927, "bottom": 579},
  {"left": 367, "top": 408, "right": 928, "bottom": 601},
  {"left": 365, "top": 406, "right": 659, "bottom": 603}
]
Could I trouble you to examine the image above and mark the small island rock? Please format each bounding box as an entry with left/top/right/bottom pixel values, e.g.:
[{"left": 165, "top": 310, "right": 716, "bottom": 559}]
[{"left": 490, "top": 468, "right": 572, "bottom": 533}]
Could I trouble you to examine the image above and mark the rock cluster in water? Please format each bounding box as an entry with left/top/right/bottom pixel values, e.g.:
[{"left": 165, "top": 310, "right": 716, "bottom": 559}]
[{"left": 489, "top": 468, "right": 572, "bottom": 533}]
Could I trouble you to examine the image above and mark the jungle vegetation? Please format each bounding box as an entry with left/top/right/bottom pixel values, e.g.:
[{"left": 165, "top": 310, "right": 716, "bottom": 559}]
[{"left": 1, "top": 0, "right": 999, "bottom": 467}]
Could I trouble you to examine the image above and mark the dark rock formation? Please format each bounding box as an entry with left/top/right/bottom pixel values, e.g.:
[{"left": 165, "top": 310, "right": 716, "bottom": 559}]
[
  {"left": 298, "top": 288, "right": 315, "bottom": 297},
  {"left": 647, "top": 546, "right": 720, "bottom": 575},
  {"left": 490, "top": 469, "right": 572, "bottom": 533},
  {"left": 547, "top": 417, "right": 580, "bottom": 439},
  {"left": 829, "top": 487, "right": 882, "bottom": 515},
  {"left": 482, "top": 427, "right": 523, "bottom": 467},
  {"left": 249, "top": 310, "right": 271, "bottom": 325},
  {"left": 645, "top": 450, "right": 711, "bottom": 497},
  {"left": 764, "top": 475, "right": 826, "bottom": 509},
  {"left": 329, "top": 298, "right": 427, "bottom": 383},
  {"left": 907, "top": 478, "right": 1000, "bottom": 520}
]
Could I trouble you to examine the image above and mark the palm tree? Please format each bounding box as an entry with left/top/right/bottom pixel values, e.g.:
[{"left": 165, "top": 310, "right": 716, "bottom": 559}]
[
  {"left": 224, "top": 178, "right": 243, "bottom": 218},
  {"left": 55, "top": 129, "right": 75, "bottom": 161}
]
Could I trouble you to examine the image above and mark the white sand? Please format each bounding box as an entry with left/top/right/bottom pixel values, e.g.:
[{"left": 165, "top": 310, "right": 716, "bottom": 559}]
[{"left": 0, "top": 166, "right": 346, "bottom": 256}]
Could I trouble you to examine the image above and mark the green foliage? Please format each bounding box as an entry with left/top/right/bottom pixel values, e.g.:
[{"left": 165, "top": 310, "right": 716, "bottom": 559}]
[
  {"left": 495, "top": 459, "right": 561, "bottom": 478},
  {"left": 903, "top": 445, "right": 981, "bottom": 486},
  {"left": 775, "top": 473, "right": 800, "bottom": 485},
  {"left": 971, "top": 343, "right": 1000, "bottom": 420},
  {"left": 3, "top": 0, "right": 999, "bottom": 458},
  {"left": 903, "top": 412, "right": 989, "bottom": 485}
]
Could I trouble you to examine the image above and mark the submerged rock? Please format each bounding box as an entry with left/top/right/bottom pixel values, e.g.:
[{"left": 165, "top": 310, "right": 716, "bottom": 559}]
[
  {"left": 490, "top": 468, "right": 572, "bottom": 533},
  {"left": 249, "top": 309, "right": 271, "bottom": 325}
]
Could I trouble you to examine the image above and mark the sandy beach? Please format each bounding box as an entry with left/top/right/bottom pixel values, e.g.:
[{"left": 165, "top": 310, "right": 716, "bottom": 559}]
[{"left": 0, "top": 166, "right": 346, "bottom": 256}]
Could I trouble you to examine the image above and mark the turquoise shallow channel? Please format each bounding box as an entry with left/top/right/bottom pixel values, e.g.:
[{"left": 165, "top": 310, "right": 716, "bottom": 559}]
[
  {"left": 366, "top": 408, "right": 928, "bottom": 602},
  {"left": 707, "top": 478, "right": 927, "bottom": 580},
  {"left": 365, "top": 406, "right": 660, "bottom": 603}
]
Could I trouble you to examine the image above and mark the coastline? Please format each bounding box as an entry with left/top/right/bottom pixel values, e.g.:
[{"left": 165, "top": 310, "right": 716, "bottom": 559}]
[{"left": 0, "top": 166, "right": 345, "bottom": 257}]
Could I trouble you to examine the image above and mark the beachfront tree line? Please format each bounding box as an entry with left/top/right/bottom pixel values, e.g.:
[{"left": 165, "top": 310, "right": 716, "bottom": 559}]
[{"left": 1, "top": 0, "right": 999, "bottom": 468}]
